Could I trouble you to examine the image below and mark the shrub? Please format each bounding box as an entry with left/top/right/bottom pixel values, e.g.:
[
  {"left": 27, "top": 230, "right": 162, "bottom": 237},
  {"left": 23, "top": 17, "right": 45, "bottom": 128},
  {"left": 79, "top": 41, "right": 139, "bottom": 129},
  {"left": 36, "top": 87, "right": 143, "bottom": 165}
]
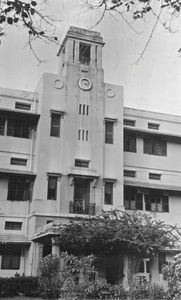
[
  {"left": 0, "top": 275, "right": 40, "bottom": 298},
  {"left": 84, "top": 280, "right": 128, "bottom": 299},
  {"left": 38, "top": 254, "right": 61, "bottom": 299},
  {"left": 148, "top": 283, "right": 167, "bottom": 300},
  {"left": 162, "top": 252, "right": 181, "bottom": 300}
]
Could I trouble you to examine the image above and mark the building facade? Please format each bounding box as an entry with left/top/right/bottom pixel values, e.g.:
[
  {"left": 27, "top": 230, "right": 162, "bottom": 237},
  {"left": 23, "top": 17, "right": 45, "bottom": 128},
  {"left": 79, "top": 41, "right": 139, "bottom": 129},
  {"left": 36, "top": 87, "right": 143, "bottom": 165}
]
[{"left": 0, "top": 26, "right": 181, "bottom": 283}]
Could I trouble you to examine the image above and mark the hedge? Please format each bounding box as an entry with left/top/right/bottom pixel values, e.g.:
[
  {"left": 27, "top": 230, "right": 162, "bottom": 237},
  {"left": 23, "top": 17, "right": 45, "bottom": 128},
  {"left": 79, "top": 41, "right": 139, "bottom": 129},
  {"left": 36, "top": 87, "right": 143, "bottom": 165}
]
[{"left": 0, "top": 276, "right": 41, "bottom": 298}]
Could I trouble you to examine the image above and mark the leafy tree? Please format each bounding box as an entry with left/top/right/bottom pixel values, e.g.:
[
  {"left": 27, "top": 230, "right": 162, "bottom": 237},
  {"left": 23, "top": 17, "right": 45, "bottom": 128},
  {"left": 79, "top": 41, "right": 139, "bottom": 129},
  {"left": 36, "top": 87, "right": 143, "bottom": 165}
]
[
  {"left": 55, "top": 210, "right": 180, "bottom": 257},
  {"left": 0, "top": 0, "right": 59, "bottom": 61}
]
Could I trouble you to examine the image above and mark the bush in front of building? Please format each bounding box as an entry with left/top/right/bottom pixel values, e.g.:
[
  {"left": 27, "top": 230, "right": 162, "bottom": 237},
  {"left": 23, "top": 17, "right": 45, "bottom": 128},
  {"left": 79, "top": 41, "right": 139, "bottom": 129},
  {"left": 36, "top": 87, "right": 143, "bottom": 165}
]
[
  {"left": 0, "top": 275, "right": 41, "bottom": 297},
  {"left": 162, "top": 252, "right": 181, "bottom": 300},
  {"left": 128, "top": 283, "right": 167, "bottom": 299},
  {"left": 38, "top": 254, "right": 61, "bottom": 299},
  {"left": 84, "top": 280, "right": 128, "bottom": 299}
]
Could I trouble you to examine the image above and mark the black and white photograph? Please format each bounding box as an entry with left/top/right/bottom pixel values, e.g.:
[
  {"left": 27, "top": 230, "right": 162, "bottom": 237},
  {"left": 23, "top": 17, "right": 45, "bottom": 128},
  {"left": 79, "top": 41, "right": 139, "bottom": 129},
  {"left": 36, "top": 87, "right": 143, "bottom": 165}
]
[{"left": 0, "top": 0, "right": 181, "bottom": 299}]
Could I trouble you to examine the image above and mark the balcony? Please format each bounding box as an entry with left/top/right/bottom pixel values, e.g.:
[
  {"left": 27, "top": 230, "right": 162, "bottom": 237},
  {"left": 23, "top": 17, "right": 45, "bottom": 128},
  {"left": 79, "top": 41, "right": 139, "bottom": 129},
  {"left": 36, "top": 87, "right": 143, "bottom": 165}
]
[{"left": 69, "top": 200, "right": 95, "bottom": 215}]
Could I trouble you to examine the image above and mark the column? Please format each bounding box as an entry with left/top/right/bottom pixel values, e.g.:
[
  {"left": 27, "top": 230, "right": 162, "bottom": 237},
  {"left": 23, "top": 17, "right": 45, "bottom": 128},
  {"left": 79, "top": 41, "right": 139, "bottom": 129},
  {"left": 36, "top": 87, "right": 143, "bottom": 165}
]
[
  {"left": 149, "top": 255, "right": 160, "bottom": 284},
  {"left": 52, "top": 237, "right": 60, "bottom": 257}
]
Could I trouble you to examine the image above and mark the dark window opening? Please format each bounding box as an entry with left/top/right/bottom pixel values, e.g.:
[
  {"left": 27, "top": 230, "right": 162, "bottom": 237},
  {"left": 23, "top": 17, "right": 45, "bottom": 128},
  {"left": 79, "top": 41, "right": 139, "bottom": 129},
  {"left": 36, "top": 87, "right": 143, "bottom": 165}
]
[
  {"left": 79, "top": 42, "right": 91, "bottom": 65},
  {"left": 10, "top": 158, "right": 27, "bottom": 166},
  {"left": 42, "top": 244, "right": 52, "bottom": 257},
  {"left": 104, "top": 182, "right": 113, "bottom": 205},
  {"left": 87, "top": 105, "right": 89, "bottom": 115},
  {"left": 15, "top": 102, "right": 31, "bottom": 111},
  {"left": 7, "top": 118, "right": 30, "bottom": 139},
  {"left": 7, "top": 176, "right": 32, "bottom": 201},
  {"left": 124, "top": 170, "right": 136, "bottom": 178},
  {"left": 79, "top": 104, "right": 82, "bottom": 115},
  {"left": 5, "top": 221, "right": 22, "bottom": 230},
  {"left": 124, "top": 133, "right": 136, "bottom": 152},
  {"left": 95, "top": 255, "right": 123, "bottom": 285},
  {"left": 148, "top": 123, "right": 160, "bottom": 130},
  {"left": 145, "top": 191, "right": 169, "bottom": 212},
  {"left": 82, "top": 130, "right": 85, "bottom": 140},
  {"left": 149, "top": 173, "right": 161, "bottom": 180},
  {"left": 124, "top": 187, "right": 143, "bottom": 210},
  {"left": 144, "top": 137, "right": 167, "bottom": 156},
  {"left": 1, "top": 246, "right": 21, "bottom": 270},
  {"left": 78, "top": 129, "right": 81, "bottom": 140},
  {"left": 83, "top": 105, "right": 85, "bottom": 115},
  {"left": 47, "top": 176, "right": 57, "bottom": 200},
  {"left": 50, "top": 114, "right": 61, "bottom": 137},
  {"left": 105, "top": 121, "right": 114, "bottom": 144},
  {"left": 0, "top": 118, "right": 5, "bottom": 135},
  {"left": 138, "top": 259, "right": 150, "bottom": 273},
  {"left": 75, "top": 159, "right": 89, "bottom": 168},
  {"left": 124, "top": 119, "right": 136, "bottom": 127},
  {"left": 71, "top": 178, "right": 92, "bottom": 214}
]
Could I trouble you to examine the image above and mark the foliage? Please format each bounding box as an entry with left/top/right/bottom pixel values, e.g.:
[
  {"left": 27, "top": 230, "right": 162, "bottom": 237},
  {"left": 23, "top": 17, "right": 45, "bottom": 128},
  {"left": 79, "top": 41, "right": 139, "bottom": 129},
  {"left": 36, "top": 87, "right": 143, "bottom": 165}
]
[
  {"left": 0, "top": 0, "right": 59, "bottom": 61},
  {"left": 87, "top": 0, "right": 181, "bottom": 27},
  {"left": 0, "top": 275, "right": 40, "bottom": 298},
  {"left": 162, "top": 252, "right": 181, "bottom": 300},
  {"left": 128, "top": 283, "right": 166, "bottom": 299},
  {"left": 56, "top": 210, "right": 180, "bottom": 257},
  {"left": 38, "top": 254, "right": 61, "bottom": 299},
  {"left": 83, "top": 279, "right": 128, "bottom": 299},
  {"left": 59, "top": 252, "right": 97, "bottom": 299}
]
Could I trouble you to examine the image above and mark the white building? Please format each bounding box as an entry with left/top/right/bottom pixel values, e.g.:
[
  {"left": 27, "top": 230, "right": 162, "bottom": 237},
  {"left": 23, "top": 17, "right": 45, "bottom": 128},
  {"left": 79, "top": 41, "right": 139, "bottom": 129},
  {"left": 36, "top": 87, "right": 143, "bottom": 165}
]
[{"left": 0, "top": 26, "right": 181, "bottom": 284}]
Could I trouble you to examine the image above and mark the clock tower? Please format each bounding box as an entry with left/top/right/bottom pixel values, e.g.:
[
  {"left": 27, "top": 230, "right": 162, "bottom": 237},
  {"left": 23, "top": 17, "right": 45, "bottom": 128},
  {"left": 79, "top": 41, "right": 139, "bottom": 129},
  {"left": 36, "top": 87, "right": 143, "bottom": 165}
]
[{"left": 56, "top": 26, "right": 105, "bottom": 213}]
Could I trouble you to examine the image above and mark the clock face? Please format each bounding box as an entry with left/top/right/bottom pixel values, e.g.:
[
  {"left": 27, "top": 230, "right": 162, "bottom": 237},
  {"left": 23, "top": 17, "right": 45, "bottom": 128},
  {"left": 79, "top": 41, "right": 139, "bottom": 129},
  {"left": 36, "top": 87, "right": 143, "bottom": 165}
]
[{"left": 79, "top": 77, "right": 92, "bottom": 90}]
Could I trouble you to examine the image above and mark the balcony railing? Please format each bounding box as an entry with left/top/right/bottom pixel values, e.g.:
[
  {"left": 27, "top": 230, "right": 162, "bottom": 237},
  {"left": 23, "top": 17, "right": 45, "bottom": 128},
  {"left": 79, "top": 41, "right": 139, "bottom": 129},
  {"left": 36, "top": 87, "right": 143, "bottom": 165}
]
[{"left": 69, "top": 200, "right": 95, "bottom": 215}]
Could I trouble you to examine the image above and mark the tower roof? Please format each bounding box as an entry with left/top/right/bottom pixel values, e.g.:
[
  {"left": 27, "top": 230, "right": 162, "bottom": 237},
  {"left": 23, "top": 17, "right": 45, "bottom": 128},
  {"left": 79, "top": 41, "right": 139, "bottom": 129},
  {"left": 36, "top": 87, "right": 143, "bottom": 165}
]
[{"left": 57, "top": 26, "right": 104, "bottom": 56}]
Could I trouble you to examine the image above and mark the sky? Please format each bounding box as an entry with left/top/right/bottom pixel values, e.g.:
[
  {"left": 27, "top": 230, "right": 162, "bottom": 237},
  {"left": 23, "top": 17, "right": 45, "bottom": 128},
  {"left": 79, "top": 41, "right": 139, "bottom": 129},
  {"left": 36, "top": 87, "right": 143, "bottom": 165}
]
[{"left": 1, "top": 0, "right": 181, "bottom": 115}]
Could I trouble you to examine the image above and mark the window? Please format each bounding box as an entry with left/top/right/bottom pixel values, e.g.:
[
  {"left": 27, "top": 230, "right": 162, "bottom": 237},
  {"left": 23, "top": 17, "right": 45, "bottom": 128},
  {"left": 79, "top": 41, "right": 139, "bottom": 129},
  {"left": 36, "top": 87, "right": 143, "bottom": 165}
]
[
  {"left": 145, "top": 192, "right": 169, "bottom": 212},
  {"left": 79, "top": 42, "right": 91, "bottom": 65},
  {"left": 1, "top": 245, "right": 21, "bottom": 270},
  {"left": 104, "top": 182, "right": 113, "bottom": 205},
  {"left": 10, "top": 158, "right": 27, "bottom": 166},
  {"left": 50, "top": 114, "right": 61, "bottom": 137},
  {"left": 149, "top": 173, "right": 161, "bottom": 180},
  {"left": 5, "top": 221, "right": 22, "bottom": 230},
  {"left": 0, "top": 117, "right": 5, "bottom": 135},
  {"left": 78, "top": 129, "right": 88, "bottom": 141},
  {"left": 83, "top": 105, "right": 86, "bottom": 115},
  {"left": 82, "top": 130, "right": 85, "bottom": 140},
  {"left": 144, "top": 137, "right": 167, "bottom": 156},
  {"left": 75, "top": 159, "right": 89, "bottom": 168},
  {"left": 7, "top": 176, "right": 31, "bottom": 201},
  {"left": 105, "top": 121, "right": 114, "bottom": 144},
  {"left": 7, "top": 118, "right": 30, "bottom": 139},
  {"left": 79, "top": 105, "right": 89, "bottom": 115},
  {"left": 148, "top": 122, "right": 160, "bottom": 130},
  {"left": 138, "top": 259, "right": 150, "bottom": 274},
  {"left": 79, "top": 104, "right": 82, "bottom": 115},
  {"left": 124, "top": 170, "right": 136, "bottom": 178},
  {"left": 15, "top": 102, "right": 31, "bottom": 111},
  {"left": 78, "top": 129, "right": 81, "bottom": 140},
  {"left": 124, "top": 187, "right": 143, "bottom": 210},
  {"left": 124, "top": 132, "right": 136, "bottom": 152},
  {"left": 124, "top": 119, "right": 136, "bottom": 127},
  {"left": 47, "top": 176, "right": 57, "bottom": 200}
]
